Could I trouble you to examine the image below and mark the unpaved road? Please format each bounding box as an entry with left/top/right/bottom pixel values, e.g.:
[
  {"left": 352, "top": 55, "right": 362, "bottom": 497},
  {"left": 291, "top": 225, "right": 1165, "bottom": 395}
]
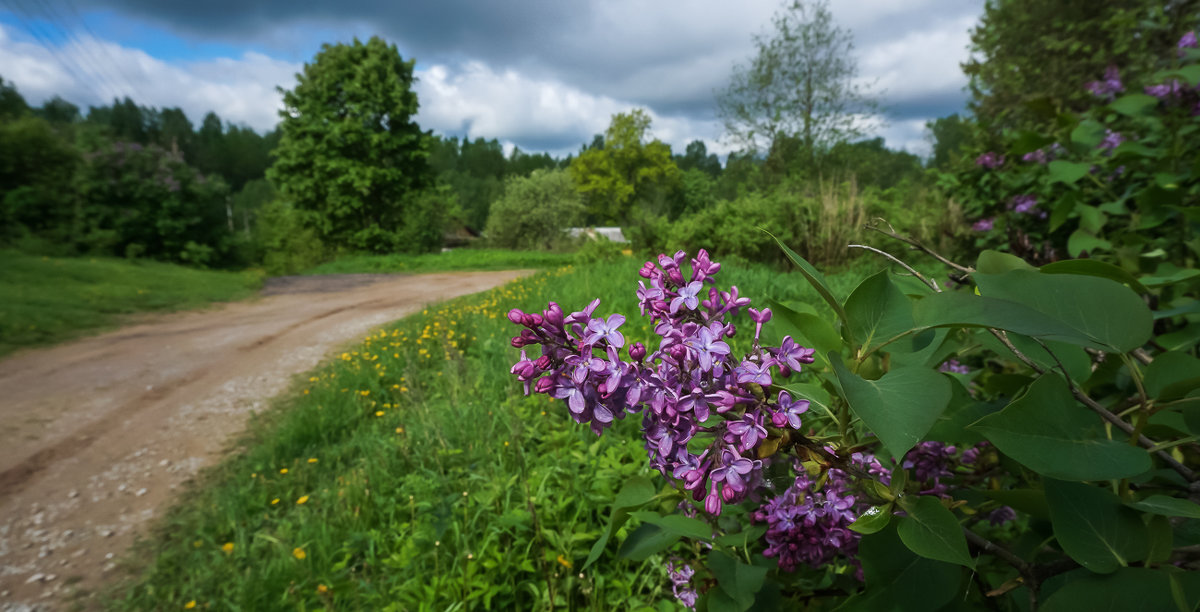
[{"left": 0, "top": 270, "right": 531, "bottom": 610}]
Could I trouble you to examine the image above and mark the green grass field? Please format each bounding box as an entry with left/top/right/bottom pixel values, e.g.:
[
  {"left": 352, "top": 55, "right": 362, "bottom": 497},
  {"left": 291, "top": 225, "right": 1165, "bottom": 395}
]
[
  {"left": 108, "top": 253, "right": 897, "bottom": 610},
  {"left": 0, "top": 250, "right": 263, "bottom": 357},
  {"left": 302, "top": 248, "right": 578, "bottom": 275}
]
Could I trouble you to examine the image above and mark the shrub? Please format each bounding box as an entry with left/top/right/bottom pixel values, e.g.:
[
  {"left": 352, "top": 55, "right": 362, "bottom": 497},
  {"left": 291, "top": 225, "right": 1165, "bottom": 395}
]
[{"left": 484, "top": 169, "right": 585, "bottom": 250}]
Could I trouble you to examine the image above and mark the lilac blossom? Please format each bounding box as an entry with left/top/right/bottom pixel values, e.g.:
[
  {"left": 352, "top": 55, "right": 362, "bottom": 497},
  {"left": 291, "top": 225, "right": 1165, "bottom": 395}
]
[
  {"left": 974, "top": 152, "right": 1005, "bottom": 169},
  {"left": 671, "top": 281, "right": 703, "bottom": 313},
  {"left": 1097, "top": 129, "right": 1125, "bottom": 152},
  {"left": 584, "top": 313, "right": 626, "bottom": 348},
  {"left": 1085, "top": 65, "right": 1124, "bottom": 99},
  {"left": 972, "top": 218, "right": 995, "bottom": 232},
  {"left": 1180, "top": 31, "right": 1198, "bottom": 54},
  {"left": 1146, "top": 80, "right": 1184, "bottom": 100},
  {"left": 772, "top": 391, "right": 809, "bottom": 430},
  {"left": 938, "top": 359, "right": 969, "bottom": 375},
  {"left": 666, "top": 560, "right": 697, "bottom": 608}
]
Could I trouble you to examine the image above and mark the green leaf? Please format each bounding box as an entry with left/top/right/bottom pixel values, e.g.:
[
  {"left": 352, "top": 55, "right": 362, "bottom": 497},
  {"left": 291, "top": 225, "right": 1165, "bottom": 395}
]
[
  {"left": 1070, "top": 119, "right": 1106, "bottom": 149},
  {"left": 850, "top": 504, "right": 894, "bottom": 535},
  {"left": 1068, "top": 229, "right": 1113, "bottom": 257},
  {"left": 1108, "top": 93, "right": 1160, "bottom": 117},
  {"left": 1042, "top": 568, "right": 1200, "bottom": 612},
  {"left": 895, "top": 496, "right": 974, "bottom": 568},
  {"left": 970, "top": 376, "right": 1152, "bottom": 480},
  {"left": 708, "top": 549, "right": 768, "bottom": 611},
  {"left": 976, "top": 250, "right": 1036, "bottom": 274},
  {"left": 1049, "top": 160, "right": 1092, "bottom": 185},
  {"left": 714, "top": 525, "right": 767, "bottom": 547},
  {"left": 983, "top": 488, "right": 1050, "bottom": 520},
  {"left": 849, "top": 524, "right": 961, "bottom": 612},
  {"left": 830, "top": 354, "right": 951, "bottom": 460},
  {"left": 766, "top": 298, "right": 842, "bottom": 364},
  {"left": 1076, "top": 204, "right": 1107, "bottom": 234},
  {"left": 844, "top": 270, "right": 916, "bottom": 354},
  {"left": 1127, "top": 495, "right": 1200, "bottom": 519},
  {"left": 913, "top": 291, "right": 1099, "bottom": 348},
  {"left": 584, "top": 475, "right": 657, "bottom": 569},
  {"left": 1146, "top": 514, "right": 1174, "bottom": 564},
  {"left": 629, "top": 511, "right": 712, "bottom": 541},
  {"left": 1144, "top": 352, "right": 1200, "bottom": 400},
  {"left": 1050, "top": 192, "right": 1079, "bottom": 232},
  {"left": 769, "top": 233, "right": 849, "bottom": 333},
  {"left": 973, "top": 269, "right": 1152, "bottom": 353},
  {"left": 617, "top": 523, "right": 680, "bottom": 561},
  {"left": 1045, "top": 479, "right": 1149, "bottom": 573},
  {"left": 1039, "top": 259, "right": 1149, "bottom": 294}
]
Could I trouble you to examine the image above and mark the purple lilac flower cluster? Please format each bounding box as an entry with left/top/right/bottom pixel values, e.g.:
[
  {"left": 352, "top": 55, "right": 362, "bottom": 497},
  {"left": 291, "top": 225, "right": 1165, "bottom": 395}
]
[
  {"left": 1007, "top": 194, "right": 1047, "bottom": 219},
  {"left": 974, "top": 152, "right": 1005, "bottom": 169},
  {"left": 753, "top": 454, "right": 887, "bottom": 573},
  {"left": 666, "top": 560, "right": 698, "bottom": 608},
  {"left": 1085, "top": 65, "right": 1124, "bottom": 99},
  {"left": 1142, "top": 33, "right": 1200, "bottom": 114},
  {"left": 1021, "top": 143, "right": 1062, "bottom": 165},
  {"left": 508, "top": 250, "right": 817, "bottom": 517},
  {"left": 903, "top": 440, "right": 1015, "bottom": 524}
]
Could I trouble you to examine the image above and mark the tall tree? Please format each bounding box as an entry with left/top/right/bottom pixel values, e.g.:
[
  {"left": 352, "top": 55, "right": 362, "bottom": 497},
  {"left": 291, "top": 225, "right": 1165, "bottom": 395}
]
[
  {"left": 0, "top": 76, "right": 29, "bottom": 120},
  {"left": 569, "top": 109, "right": 681, "bottom": 224},
  {"left": 716, "top": 0, "right": 879, "bottom": 161},
  {"left": 268, "top": 36, "right": 434, "bottom": 252}
]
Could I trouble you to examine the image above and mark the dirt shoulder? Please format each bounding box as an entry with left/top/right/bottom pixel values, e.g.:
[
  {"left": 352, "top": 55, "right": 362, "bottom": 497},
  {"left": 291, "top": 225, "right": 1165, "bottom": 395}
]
[{"left": 0, "top": 270, "right": 532, "bottom": 610}]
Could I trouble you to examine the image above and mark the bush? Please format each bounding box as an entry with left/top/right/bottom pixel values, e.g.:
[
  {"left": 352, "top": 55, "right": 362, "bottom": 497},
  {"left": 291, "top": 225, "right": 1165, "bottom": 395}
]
[
  {"left": 256, "top": 200, "right": 328, "bottom": 275},
  {"left": 484, "top": 169, "right": 584, "bottom": 250}
]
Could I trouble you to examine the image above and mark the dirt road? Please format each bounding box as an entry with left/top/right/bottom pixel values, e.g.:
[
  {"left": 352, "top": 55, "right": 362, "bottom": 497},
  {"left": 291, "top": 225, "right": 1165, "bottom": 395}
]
[{"left": 0, "top": 270, "right": 531, "bottom": 610}]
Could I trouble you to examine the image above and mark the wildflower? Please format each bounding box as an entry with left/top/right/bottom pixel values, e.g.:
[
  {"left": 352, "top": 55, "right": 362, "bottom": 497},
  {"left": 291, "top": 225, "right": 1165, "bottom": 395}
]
[
  {"left": 308, "top": 458, "right": 318, "bottom": 464},
  {"left": 271, "top": 498, "right": 280, "bottom": 505},
  {"left": 221, "top": 542, "right": 234, "bottom": 554},
  {"left": 1009, "top": 195, "right": 1042, "bottom": 216},
  {"left": 317, "top": 584, "right": 329, "bottom": 594},
  {"left": 988, "top": 506, "right": 1017, "bottom": 526},
  {"left": 293, "top": 547, "right": 306, "bottom": 560},
  {"left": 974, "top": 152, "right": 1004, "bottom": 169},
  {"left": 185, "top": 601, "right": 197, "bottom": 609},
  {"left": 1179, "top": 30, "right": 1198, "bottom": 54},
  {"left": 971, "top": 218, "right": 994, "bottom": 232},
  {"left": 279, "top": 468, "right": 288, "bottom": 474},
  {"left": 297, "top": 495, "right": 309, "bottom": 505},
  {"left": 556, "top": 554, "right": 573, "bottom": 568},
  {"left": 1097, "top": 129, "right": 1125, "bottom": 152}
]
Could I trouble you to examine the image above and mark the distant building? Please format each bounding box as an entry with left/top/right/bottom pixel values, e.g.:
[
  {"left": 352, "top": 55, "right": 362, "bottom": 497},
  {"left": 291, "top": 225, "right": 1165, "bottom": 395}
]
[{"left": 566, "top": 226, "right": 629, "bottom": 243}]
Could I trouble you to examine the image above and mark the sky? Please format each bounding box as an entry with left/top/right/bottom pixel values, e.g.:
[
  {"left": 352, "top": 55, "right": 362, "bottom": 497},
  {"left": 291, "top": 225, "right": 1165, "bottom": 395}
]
[{"left": 0, "top": 0, "right": 985, "bottom": 159}]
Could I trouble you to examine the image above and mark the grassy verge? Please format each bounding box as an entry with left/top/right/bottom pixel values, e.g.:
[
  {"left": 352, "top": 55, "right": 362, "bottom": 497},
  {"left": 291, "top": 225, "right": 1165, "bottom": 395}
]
[
  {"left": 302, "top": 249, "right": 578, "bottom": 275},
  {"left": 0, "top": 250, "right": 263, "bottom": 357},
  {"left": 109, "top": 254, "right": 887, "bottom": 610}
]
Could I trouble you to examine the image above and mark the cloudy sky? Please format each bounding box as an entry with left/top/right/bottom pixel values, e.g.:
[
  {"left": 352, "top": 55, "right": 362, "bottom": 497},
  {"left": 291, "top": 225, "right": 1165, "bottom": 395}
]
[{"left": 0, "top": 0, "right": 984, "bottom": 158}]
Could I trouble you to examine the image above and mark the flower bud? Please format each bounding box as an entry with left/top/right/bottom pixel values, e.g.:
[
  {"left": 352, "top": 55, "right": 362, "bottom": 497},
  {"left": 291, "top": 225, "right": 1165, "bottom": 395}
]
[
  {"left": 507, "top": 309, "right": 526, "bottom": 325},
  {"left": 721, "top": 483, "right": 738, "bottom": 502},
  {"left": 629, "top": 342, "right": 646, "bottom": 361},
  {"left": 771, "top": 412, "right": 788, "bottom": 428},
  {"left": 534, "top": 355, "right": 552, "bottom": 370},
  {"left": 534, "top": 377, "right": 554, "bottom": 394},
  {"left": 704, "top": 483, "right": 722, "bottom": 516},
  {"left": 510, "top": 336, "right": 527, "bottom": 348},
  {"left": 544, "top": 303, "right": 563, "bottom": 327}
]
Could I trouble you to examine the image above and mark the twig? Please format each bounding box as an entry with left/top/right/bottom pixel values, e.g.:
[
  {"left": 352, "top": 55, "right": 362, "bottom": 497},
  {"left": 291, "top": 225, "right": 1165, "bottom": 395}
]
[
  {"left": 963, "top": 528, "right": 1030, "bottom": 576},
  {"left": 990, "top": 330, "right": 1197, "bottom": 485},
  {"left": 867, "top": 221, "right": 974, "bottom": 275},
  {"left": 848, "top": 244, "right": 940, "bottom": 292}
]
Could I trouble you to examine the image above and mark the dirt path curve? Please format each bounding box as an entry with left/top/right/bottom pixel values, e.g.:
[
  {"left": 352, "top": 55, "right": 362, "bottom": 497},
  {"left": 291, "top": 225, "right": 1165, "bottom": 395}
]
[{"left": 0, "top": 270, "right": 531, "bottom": 610}]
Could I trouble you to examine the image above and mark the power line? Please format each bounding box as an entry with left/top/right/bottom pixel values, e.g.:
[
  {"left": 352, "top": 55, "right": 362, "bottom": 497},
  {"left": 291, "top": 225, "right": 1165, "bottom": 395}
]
[
  {"left": 0, "top": 0, "right": 119, "bottom": 103},
  {"left": 62, "top": 0, "right": 140, "bottom": 99},
  {"left": 24, "top": 0, "right": 131, "bottom": 101}
]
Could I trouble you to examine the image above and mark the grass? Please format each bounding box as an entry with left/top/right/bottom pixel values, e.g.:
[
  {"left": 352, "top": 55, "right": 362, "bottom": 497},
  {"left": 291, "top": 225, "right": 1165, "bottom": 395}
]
[
  {"left": 0, "top": 250, "right": 263, "bottom": 357},
  {"left": 302, "top": 248, "right": 578, "bottom": 275},
  {"left": 107, "top": 252, "right": 896, "bottom": 610}
]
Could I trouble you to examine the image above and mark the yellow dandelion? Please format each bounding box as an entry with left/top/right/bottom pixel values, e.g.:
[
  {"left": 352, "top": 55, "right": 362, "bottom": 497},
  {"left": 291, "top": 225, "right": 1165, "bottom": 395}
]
[
  {"left": 279, "top": 468, "right": 288, "bottom": 474},
  {"left": 293, "top": 547, "right": 306, "bottom": 560},
  {"left": 395, "top": 427, "right": 405, "bottom": 434},
  {"left": 222, "top": 542, "right": 234, "bottom": 554},
  {"left": 360, "top": 390, "right": 370, "bottom": 396},
  {"left": 307, "top": 457, "right": 318, "bottom": 464},
  {"left": 504, "top": 441, "right": 509, "bottom": 447},
  {"left": 317, "top": 584, "right": 329, "bottom": 594},
  {"left": 193, "top": 539, "right": 203, "bottom": 548},
  {"left": 557, "top": 554, "right": 573, "bottom": 569},
  {"left": 271, "top": 498, "right": 280, "bottom": 505},
  {"left": 297, "top": 495, "right": 309, "bottom": 505},
  {"left": 184, "top": 601, "right": 197, "bottom": 609},
  {"left": 375, "top": 410, "right": 385, "bottom": 417}
]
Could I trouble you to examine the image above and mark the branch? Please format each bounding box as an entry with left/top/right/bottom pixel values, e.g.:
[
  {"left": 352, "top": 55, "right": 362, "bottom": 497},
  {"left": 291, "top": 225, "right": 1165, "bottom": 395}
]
[
  {"left": 848, "top": 244, "right": 940, "bottom": 292},
  {"left": 866, "top": 220, "right": 974, "bottom": 275},
  {"left": 990, "top": 330, "right": 1198, "bottom": 485}
]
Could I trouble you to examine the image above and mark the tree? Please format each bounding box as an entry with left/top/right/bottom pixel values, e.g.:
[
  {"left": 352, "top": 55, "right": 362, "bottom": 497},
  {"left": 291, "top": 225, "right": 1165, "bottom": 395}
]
[
  {"left": 268, "top": 36, "right": 434, "bottom": 252},
  {"left": 963, "top": 0, "right": 1199, "bottom": 135},
  {"left": 0, "top": 76, "right": 29, "bottom": 120},
  {"left": 674, "top": 140, "right": 722, "bottom": 177},
  {"left": 569, "top": 109, "right": 681, "bottom": 224},
  {"left": 716, "top": 0, "right": 879, "bottom": 161},
  {"left": 924, "top": 114, "right": 972, "bottom": 170}
]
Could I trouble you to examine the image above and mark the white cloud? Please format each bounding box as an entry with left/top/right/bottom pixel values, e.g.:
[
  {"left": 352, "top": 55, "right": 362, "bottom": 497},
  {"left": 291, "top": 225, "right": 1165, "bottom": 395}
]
[
  {"left": 858, "top": 15, "right": 976, "bottom": 104},
  {"left": 0, "top": 23, "right": 298, "bottom": 131}
]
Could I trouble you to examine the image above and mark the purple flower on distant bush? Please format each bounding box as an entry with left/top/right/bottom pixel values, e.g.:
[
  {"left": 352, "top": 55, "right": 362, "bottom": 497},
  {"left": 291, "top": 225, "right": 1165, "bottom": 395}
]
[
  {"left": 1097, "top": 129, "right": 1125, "bottom": 152},
  {"left": 666, "top": 560, "right": 697, "bottom": 609},
  {"left": 1146, "top": 80, "right": 1184, "bottom": 100},
  {"left": 988, "top": 506, "right": 1017, "bottom": 526},
  {"left": 971, "top": 218, "right": 995, "bottom": 232},
  {"left": 974, "top": 152, "right": 1005, "bottom": 169},
  {"left": 1009, "top": 194, "right": 1039, "bottom": 215},
  {"left": 938, "top": 359, "right": 969, "bottom": 375},
  {"left": 1180, "top": 31, "right": 1198, "bottom": 53},
  {"left": 1085, "top": 65, "right": 1124, "bottom": 99},
  {"left": 1021, "top": 143, "right": 1061, "bottom": 165}
]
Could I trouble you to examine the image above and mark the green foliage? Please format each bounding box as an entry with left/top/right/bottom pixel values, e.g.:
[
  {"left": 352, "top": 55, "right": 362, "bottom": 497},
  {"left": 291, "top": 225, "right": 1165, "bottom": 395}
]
[
  {"left": 268, "top": 37, "right": 435, "bottom": 253},
  {"left": 0, "top": 115, "right": 79, "bottom": 244},
  {"left": 485, "top": 169, "right": 585, "bottom": 250},
  {"left": 256, "top": 200, "right": 328, "bottom": 276},
  {"left": 569, "top": 109, "right": 682, "bottom": 224},
  {"left": 963, "top": 0, "right": 1195, "bottom": 135},
  {"left": 301, "top": 249, "right": 576, "bottom": 275},
  {"left": 0, "top": 249, "right": 260, "bottom": 356},
  {"left": 574, "top": 237, "right": 628, "bottom": 265}
]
